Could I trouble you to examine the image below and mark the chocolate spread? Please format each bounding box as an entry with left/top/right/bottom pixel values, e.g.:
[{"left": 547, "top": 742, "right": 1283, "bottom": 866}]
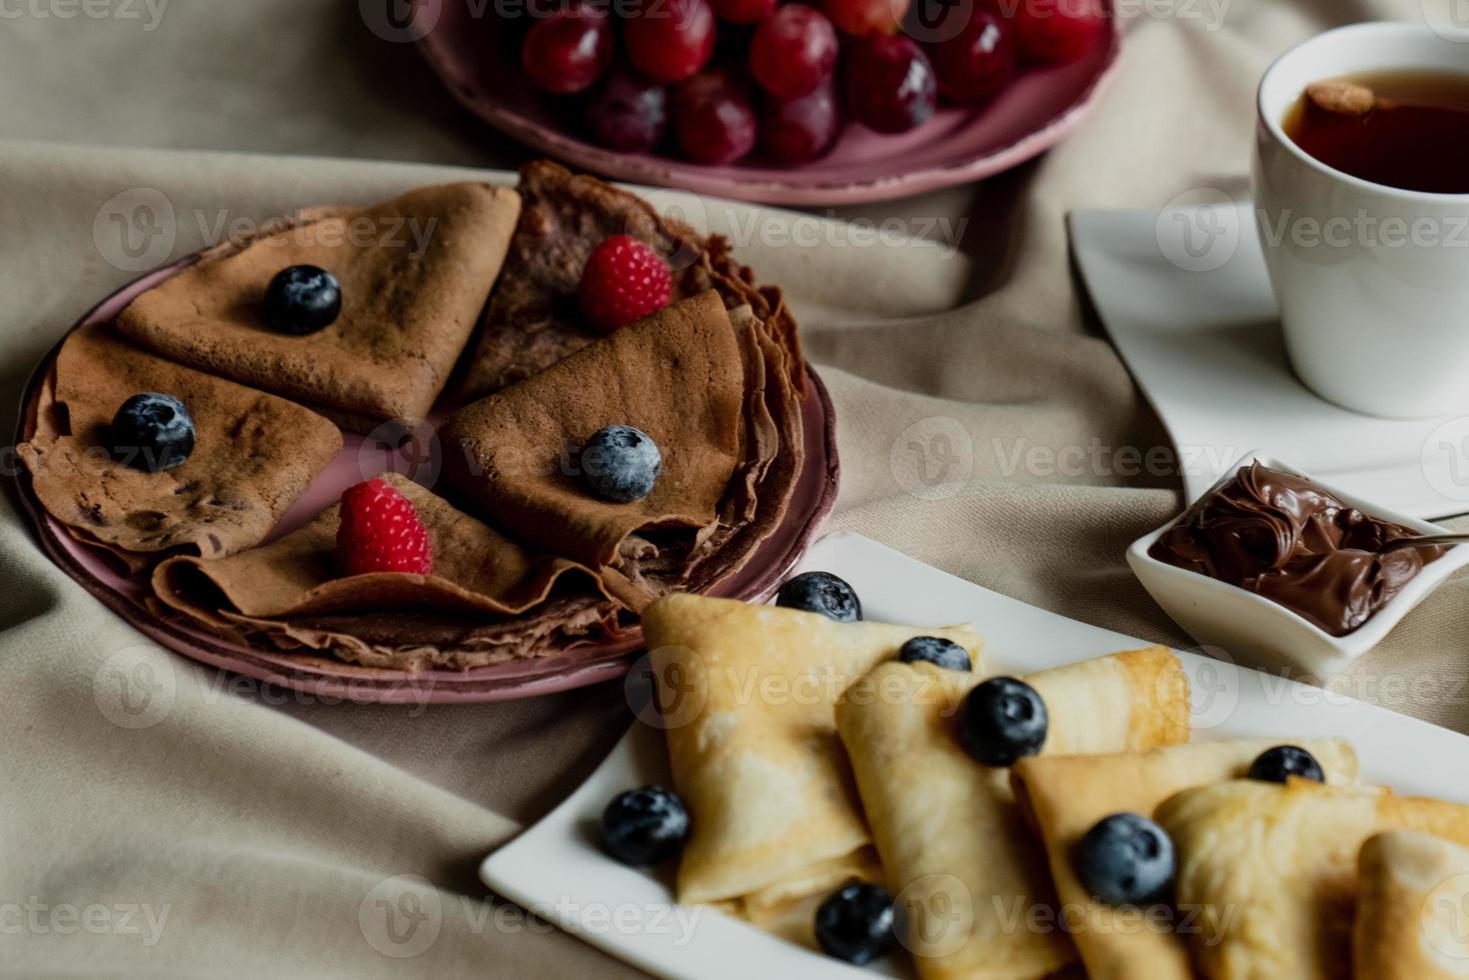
[{"left": 1149, "top": 463, "right": 1442, "bottom": 636}]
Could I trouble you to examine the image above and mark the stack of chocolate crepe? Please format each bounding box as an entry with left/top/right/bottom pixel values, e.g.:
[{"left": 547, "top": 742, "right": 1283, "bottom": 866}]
[{"left": 19, "top": 163, "right": 808, "bottom": 670}]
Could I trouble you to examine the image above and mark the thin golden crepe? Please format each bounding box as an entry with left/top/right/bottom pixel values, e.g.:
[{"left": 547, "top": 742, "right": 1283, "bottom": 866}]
[
  {"left": 442, "top": 291, "right": 798, "bottom": 611},
  {"left": 449, "top": 159, "right": 803, "bottom": 405},
  {"left": 152, "top": 473, "right": 613, "bottom": 670},
  {"left": 17, "top": 323, "right": 341, "bottom": 573},
  {"left": 834, "top": 648, "right": 1189, "bottom": 980},
  {"left": 1355, "top": 831, "right": 1469, "bottom": 979},
  {"left": 638, "top": 593, "right": 984, "bottom": 916},
  {"left": 116, "top": 182, "right": 521, "bottom": 431},
  {"left": 1157, "top": 778, "right": 1469, "bottom": 980},
  {"left": 1011, "top": 738, "right": 1359, "bottom": 980}
]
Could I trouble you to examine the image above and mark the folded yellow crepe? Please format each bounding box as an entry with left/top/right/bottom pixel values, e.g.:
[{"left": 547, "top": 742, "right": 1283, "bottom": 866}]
[
  {"left": 639, "top": 593, "right": 984, "bottom": 916},
  {"left": 1157, "top": 779, "right": 1469, "bottom": 980},
  {"left": 1355, "top": 831, "right": 1469, "bottom": 980},
  {"left": 833, "top": 647, "right": 1188, "bottom": 980},
  {"left": 1011, "top": 738, "right": 1359, "bottom": 980}
]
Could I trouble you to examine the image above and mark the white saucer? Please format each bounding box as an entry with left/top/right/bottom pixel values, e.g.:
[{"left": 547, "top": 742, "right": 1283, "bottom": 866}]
[{"left": 1071, "top": 202, "right": 1469, "bottom": 518}]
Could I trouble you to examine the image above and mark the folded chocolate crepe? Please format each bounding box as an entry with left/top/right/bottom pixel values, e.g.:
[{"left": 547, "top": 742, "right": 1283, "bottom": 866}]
[
  {"left": 442, "top": 291, "right": 800, "bottom": 611},
  {"left": 448, "top": 159, "right": 803, "bottom": 405},
  {"left": 1157, "top": 779, "right": 1469, "bottom": 980},
  {"left": 834, "top": 648, "right": 1189, "bottom": 980},
  {"left": 18, "top": 323, "right": 342, "bottom": 573},
  {"left": 1011, "top": 738, "right": 1359, "bottom": 980},
  {"left": 1354, "top": 831, "right": 1469, "bottom": 980},
  {"left": 116, "top": 182, "right": 521, "bottom": 431},
  {"left": 638, "top": 593, "right": 984, "bottom": 917},
  {"left": 152, "top": 473, "right": 613, "bottom": 670}
]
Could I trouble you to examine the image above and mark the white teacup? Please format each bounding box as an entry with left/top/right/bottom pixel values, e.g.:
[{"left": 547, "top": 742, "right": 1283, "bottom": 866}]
[{"left": 1254, "top": 22, "right": 1469, "bottom": 419}]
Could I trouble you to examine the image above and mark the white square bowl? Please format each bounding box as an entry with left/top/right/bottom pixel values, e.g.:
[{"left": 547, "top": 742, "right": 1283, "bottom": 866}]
[{"left": 1128, "top": 453, "right": 1469, "bottom": 678}]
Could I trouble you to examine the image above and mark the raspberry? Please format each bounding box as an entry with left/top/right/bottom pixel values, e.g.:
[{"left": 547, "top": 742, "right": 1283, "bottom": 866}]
[
  {"left": 577, "top": 236, "right": 673, "bottom": 332},
  {"left": 335, "top": 478, "right": 433, "bottom": 576}
]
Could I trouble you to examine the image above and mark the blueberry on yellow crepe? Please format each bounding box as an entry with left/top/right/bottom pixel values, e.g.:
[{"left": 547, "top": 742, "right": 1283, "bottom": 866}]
[
  {"left": 1156, "top": 776, "right": 1469, "bottom": 980},
  {"left": 1011, "top": 738, "right": 1358, "bottom": 980},
  {"left": 834, "top": 647, "right": 1189, "bottom": 980},
  {"left": 638, "top": 592, "right": 983, "bottom": 920}
]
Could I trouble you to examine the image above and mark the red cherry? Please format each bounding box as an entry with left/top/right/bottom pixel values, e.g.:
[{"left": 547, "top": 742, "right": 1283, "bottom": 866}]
[
  {"left": 845, "top": 34, "right": 937, "bottom": 134},
  {"left": 625, "top": 0, "right": 718, "bottom": 84},
  {"left": 711, "top": 0, "right": 775, "bottom": 24},
  {"left": 1008, "top": 0, "right": 1106, "bottom": 63},
  {"left": 823, "top": 0, "right": 908, "bottom": 36},
  {"left": 760, "top": 78, "right": 841, "bottom": 164},
  {"left": 929, "top": 6, "right": 1016, "bottom": 103},
  {"left": 750, "top": 4, "right": 839, "bottom": 99},
  {"left": 672, "top": 71, "right": 758, "bottom": 164},
  {"left": 586, "top": 69, "right": 669, "bottom": 152},
  {"left": 520, "top": 5, "right": 614, "bottom": 95}
]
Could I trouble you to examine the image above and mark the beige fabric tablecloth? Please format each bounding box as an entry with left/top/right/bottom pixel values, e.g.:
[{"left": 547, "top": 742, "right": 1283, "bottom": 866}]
[{"left": 3, "top": 0, "right": 1468, "bottom": 976}]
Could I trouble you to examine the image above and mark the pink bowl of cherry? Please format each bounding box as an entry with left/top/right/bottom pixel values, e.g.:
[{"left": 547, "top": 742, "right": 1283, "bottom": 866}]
[{"left": 410, "top": 0, "right": 1122, "bottom": 205}]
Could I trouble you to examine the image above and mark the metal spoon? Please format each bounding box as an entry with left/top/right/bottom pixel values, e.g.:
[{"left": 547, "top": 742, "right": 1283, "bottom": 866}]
[{"left": 1380, "top": 532, "right": 1469, "bottom": 553}]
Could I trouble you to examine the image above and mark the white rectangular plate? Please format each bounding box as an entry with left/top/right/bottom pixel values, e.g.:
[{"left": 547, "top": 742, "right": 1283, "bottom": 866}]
[
  {"left": 481, "top": 532, "right": 1468, "bottom": 979},
  {"left": 1070, "top": 203, "right": 1469, "bottom": 519}
]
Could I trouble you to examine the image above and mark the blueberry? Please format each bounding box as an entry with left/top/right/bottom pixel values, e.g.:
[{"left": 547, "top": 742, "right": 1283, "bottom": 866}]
[
  {"left": 262, "top": 264, "right": 342, "bottom": 335},
  {"left": 581, "top": 424, "right": 662, "bottom": 503},
  {"left": 775, "top": 571, "right": 862, "bottom": 622},
  {"left": 109, "top": 393, "right": 195, "bottom": 472},
  {"left": 600, "top": 786, "right": 689, "bottom": 866},
  {"left": 1247, "top": 745, "right": 1325, "bottom": 784},
  {"left": 959, "top": 676, "right": 1047, "bottom": 766},
  {"left": 897, "top": 636, "right": 972, "bottom": 672},
  {"left": 1074, "top": 813, "right": 1175, "bottom": 906},
  {"left": 814, "top": 883, "right": 896, "bottom": 965}
]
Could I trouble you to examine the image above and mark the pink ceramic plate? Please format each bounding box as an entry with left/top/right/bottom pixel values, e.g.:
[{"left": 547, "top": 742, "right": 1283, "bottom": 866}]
[
  {"left": 15, "top": 257, "right": 839, "bottom": 704},
  {"left": 411, "top": 0, "right": 1122, "bottom": 205}
]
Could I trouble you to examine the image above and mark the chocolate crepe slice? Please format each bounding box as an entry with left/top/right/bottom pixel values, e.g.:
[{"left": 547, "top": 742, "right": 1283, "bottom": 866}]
[
  {"left": 151, "top": 473, "right": 617, "bottom": 670},
  {"left": 448, "top": 159, "right": 804, "bottom": 405},
  {"left": 441, "top": 291, "right": 795, "bottom": 609},
  {"left": 116, "top": 182, "right": 521, "bottom": 430},
  {"left": 1158, "top": 779, "right": 1469, "bottom": 980},
  {"left": 1011, "top": 738, "right": 1359, "bottom": 980},
  {"left": 17, "top": 323, "right": 342, "bottom": 573},
  {"left": 1354, "top": 831, "right": 1469, "bottom": 980},
  {"left": 835, "top": 649, "right": 1190, "bottom": 980}
]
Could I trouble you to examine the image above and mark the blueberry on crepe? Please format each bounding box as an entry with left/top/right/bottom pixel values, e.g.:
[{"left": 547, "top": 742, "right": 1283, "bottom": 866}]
[
  {"left": 815, "top": 883, "right": 896, "bottom": 965},
  {"left": 602, "top": 787, "right": 690, "bottom": 866},
  {"left": 960, "top": 676, "right": 1047, "bottom": 766},
  {"left": 110, "top": 392, "right": 195, "bottom": 472},
  {"left": 1011, "top": 737, "right": 1358, "bottom": 980},
  {"left": 775, "top": 571, "right": 861, "bottom": 622},
  {"left": 897, "top": 635, "right": 971, "bottom": 671},
  {"left": 1074, "top": 813, "right": 1175, "bottom": 906},
  {"left": 262, "top": 264, "right": 341, "bottom": 335},
  {"left": 1247, "top": 744, "right": 1325, "bottom": 784},
  {"left": 581, "top": 424, "right": 661, "bottom": 503}
]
